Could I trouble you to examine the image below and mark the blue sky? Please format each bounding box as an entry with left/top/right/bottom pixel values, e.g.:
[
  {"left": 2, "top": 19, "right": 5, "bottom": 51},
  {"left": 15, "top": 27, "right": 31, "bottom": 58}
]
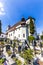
[{"left": 0, "top": 0, "right": 43, "bottom": 34}]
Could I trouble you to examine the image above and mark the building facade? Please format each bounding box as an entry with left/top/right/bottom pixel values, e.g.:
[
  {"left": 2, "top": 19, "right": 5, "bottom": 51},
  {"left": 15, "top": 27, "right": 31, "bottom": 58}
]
[{"left": 6, "top": 17, "right": 36, "bottom": 42}]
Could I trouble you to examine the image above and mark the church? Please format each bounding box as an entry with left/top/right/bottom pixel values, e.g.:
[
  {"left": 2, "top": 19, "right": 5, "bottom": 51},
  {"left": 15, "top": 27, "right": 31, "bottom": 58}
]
[{"left": 6, "top": 17, "right": 37, "bottom": 42}]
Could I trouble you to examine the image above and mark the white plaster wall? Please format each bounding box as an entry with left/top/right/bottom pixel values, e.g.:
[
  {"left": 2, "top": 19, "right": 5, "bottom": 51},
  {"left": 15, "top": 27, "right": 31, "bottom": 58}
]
[
  {"left": 7, "top": 31, "right": 14, "bottom": 40},
  {"left": 26, "top": 19, "right": 30, "bottom": 24},
  {"left": 14, "top": 26, "right": 28, "bottom": 41},
  {"left": 7, "top": 22, "right": 31, "bottom": 41},
  {"left": 21, "top": 27, "right": 27, "bottom": 40},
  {"left": 7, "top": 26, "right": 28, "bottom": 41},
  {"left": 0, "top": 34, "right": 6, "bottom": 38}
]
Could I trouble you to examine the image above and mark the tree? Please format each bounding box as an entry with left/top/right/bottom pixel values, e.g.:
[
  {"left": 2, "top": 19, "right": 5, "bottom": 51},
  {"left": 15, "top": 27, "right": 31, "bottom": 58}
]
[
  {"left": 29, "top": 17, "right": 35, "bottom": 35},
  {"left": 28, "top": 36, "right": 35, "bottom": 44},
  {"left": 41, "top": 35, "right": 43, "bottom": 40}
]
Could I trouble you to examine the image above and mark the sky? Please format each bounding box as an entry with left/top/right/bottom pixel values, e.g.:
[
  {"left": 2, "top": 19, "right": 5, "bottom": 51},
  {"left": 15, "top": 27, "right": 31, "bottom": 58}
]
[{"left": 0, "top": 0, "right": 43, "bottom": 34}]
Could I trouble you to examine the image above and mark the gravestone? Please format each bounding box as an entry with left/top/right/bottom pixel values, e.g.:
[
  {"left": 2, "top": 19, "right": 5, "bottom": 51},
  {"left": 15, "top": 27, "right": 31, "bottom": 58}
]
[{"left": 6, "top": 45, "right": 10, "bottom": 51}]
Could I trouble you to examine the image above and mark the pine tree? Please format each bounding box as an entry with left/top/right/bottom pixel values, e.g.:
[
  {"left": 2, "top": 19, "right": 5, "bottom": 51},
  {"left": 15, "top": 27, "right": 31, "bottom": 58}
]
[{"left": 30, "top": 17, "right": 35, "bottom": 35}]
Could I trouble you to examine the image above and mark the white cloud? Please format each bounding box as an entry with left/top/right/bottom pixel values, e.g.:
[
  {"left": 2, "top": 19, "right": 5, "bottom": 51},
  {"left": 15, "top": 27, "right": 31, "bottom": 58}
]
[
  {"left": 0, "top": 11, "right": 5, "bottom": 15},
  {"left": 1, "top": 8, "right": 4, "bottom": 11},
  {"left": 0, "top": 2, "right": 5, "bottom": 15},
  {"left": 0, "top": 2, "right": 3, "bottom": 7}
]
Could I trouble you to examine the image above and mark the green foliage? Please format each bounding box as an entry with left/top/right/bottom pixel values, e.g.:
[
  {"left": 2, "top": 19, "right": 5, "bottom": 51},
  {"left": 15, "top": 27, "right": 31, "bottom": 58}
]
[
  {"left": 30, "top": 17, "right": 35, "bottom": 35},
  {"left": 1, "top": 42, "right": 4, "bottom": 45},
  {"left": 7, "top": 50, "right": 12, "bottom": 56},
  {"left": 13, "top": 58, "right": 22, "bottom": 65},
  {"left": 40, "top": 42, "right": 43, "bottom": 47},
  {"left": 23, "top": 60, "right": 28, "bottom": 65},
  {"left": 0, "top": 58, "right": 5, "bottom": 64},
  {"left": 14, "top": 39, "right": 21, "bottom": 43},
  {"left": 12, "top": 43, "right": 15, "bottom": 48},
  {"left": 16, "top": 59, "right": 22, "bottom": 65},
  {"left": 28, "top": 36, "right": 35, "bottom": 42},
  {"left": 14, "top": 40, "right": 17, "bottom": 42},
  {"left": 41, "top": 35, "right": 43, "bottom": 40},
  {"left": 20, "top": 49, "right": 33, "bottom": 61},
  {"left": 41, "top": 42, "right": 43, "bottom": 44}
]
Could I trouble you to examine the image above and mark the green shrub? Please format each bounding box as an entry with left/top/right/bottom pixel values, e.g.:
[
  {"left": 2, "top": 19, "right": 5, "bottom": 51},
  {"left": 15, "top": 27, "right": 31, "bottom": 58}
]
[
  {"left": 0, "top": 58, "right": 5, "bottom": 63},
  {"left": 41, "top": 35, "right": 43, "bottom": 40},
  {"left": 16, "top": 59, "right": 22, "bottom": 65},
  {"left": 20, "top": 49, "right": 33, "bottom": 61},
  {"left": 28, "top": 36, "right": 35, "bottom": 43},
  {"left": 13, "top": 58, "right": 22, "bottom": 65},
  {"left": 23, "top": 60, "right": 28, "bottom": 65},
  {"left": 7, "top": 50, "right": 12, "bottom": 56}
]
